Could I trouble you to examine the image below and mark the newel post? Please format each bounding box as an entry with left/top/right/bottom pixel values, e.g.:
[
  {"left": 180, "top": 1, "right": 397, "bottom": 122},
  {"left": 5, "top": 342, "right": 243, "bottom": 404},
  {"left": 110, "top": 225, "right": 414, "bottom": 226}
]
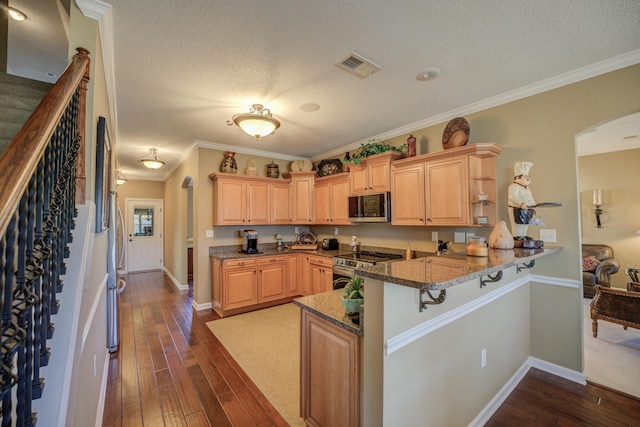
[{"left": 74, "top": 47, "right": 90, "bottom": 205}]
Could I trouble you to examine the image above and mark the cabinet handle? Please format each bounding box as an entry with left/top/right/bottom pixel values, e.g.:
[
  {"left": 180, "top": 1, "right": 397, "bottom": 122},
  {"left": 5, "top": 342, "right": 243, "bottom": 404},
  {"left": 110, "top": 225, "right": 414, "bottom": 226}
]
[{"left": 239, "top": 261, "right": 245, "bottom": 266}]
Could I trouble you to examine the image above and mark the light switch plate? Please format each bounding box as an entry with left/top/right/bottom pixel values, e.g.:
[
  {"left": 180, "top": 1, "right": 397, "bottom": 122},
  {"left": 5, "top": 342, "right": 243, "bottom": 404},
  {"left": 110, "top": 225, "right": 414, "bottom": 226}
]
[
  {"left": 539, "top": 229, "right": 556, "bottom": 242},
  {"left": 465, "top": 232, "right": 475, "bottom": 243},
  {"left": 431, "top": 231, "right": 438, "bottom": 241},
  {"left": 454, "top": 232, "right": 466, "bottom": 243},
  {"left": 205, "top": 229, "right": 214, "bottom": 238}
]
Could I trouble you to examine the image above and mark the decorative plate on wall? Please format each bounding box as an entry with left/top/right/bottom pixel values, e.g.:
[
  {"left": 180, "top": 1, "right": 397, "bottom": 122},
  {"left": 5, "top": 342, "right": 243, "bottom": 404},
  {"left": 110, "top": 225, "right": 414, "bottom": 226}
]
[
  {"left": 317, "top": 159, "right": 343, "bottom": 176},
  {"left": 442, "top": 117, "right": 470, "bottom": 150}
]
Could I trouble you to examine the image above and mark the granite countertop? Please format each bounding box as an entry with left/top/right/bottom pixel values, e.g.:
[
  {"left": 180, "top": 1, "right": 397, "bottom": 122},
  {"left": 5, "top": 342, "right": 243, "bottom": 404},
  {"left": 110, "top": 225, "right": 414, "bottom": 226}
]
[
  {"left": 354, "top": 247, "right": 561, "bottom": 290},
  {"left": 209, "top": 246, "right": 344, "bottom": 260},
  {"left": 293, "top": 289, "right": 362, "bottom": 336}
]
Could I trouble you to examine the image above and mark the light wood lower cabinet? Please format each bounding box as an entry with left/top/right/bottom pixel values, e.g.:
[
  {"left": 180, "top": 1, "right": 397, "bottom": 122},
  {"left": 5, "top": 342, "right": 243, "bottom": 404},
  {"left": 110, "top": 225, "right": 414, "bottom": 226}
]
[
  {"left": 212, "top": 253, "right": 325, "bottom": 317},
  {"left": 258, "top": 255, "right": 287, "bottom": 302},
  {"left": 308, "top": 255, "right": 333, "bottom": 295},
  {"left": 300, "top": 309, "right": 360, "bottom": 427}
]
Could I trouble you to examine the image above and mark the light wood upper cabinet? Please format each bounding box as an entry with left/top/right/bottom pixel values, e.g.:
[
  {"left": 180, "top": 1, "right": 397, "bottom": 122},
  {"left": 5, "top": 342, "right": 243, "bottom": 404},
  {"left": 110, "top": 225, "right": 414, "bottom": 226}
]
[
  {"left": 211, "top": 174, "right": 247, "bottom": 225},
  {"left": 391, "top": 143, "right": 501, "bottom": 227},
  {"left": 349, "top": 151, "right": 405, "bottom": 195},
  {"left": 314, "top": 173, "right": 350, "bottom": 225},
  {"left": 285, "top": 172, "right": 315, "bottom": 224},
  {"left": 425, "top": 156, "right": 469, "bottom": 226},
  {"left": 271, "top": 181, "right": 292, "bottom": 224},
  {"left": 391, "top": 163, "right": 425, "bottom": 226},
  {"left": 210, "top": 173, "right": 292, "bottom": 226}
]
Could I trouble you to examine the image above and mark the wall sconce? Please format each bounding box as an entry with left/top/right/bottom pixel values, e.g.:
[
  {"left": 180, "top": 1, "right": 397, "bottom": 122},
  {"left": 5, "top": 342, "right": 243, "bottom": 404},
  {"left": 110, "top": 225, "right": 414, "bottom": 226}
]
[
  {"left": 139, "top": 148, "right": 165, "bottom": 169},
  {"left": 592, "top": 189, "right": 603, "bottom": 228}
]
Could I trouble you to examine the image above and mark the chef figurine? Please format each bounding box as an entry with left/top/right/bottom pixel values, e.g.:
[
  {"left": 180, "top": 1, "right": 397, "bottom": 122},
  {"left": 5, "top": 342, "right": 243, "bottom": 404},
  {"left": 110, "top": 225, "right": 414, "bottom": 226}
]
[{"left": 508, "top": 161, "right": 536, "bottom": 240}]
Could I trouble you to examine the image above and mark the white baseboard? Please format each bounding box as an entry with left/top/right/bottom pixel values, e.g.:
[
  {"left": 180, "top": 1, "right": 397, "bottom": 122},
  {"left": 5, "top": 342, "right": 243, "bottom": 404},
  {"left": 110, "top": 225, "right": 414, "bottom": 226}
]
[
  {"left": 193, "top": 300, "right": 212, "bottom": 311},
  {"left": 95, "top": 349, "right": 110, "bottom": 427},
  {"left": 468, "top": 357, "right": 585, "bottom": 426},
  {"left": 163, "top": 267, "right": 189, "bottom": 291}
]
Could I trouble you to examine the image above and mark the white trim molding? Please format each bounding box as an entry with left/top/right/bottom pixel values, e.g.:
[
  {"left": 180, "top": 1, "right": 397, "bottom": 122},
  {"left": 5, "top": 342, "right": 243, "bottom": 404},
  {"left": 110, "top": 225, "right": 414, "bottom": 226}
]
[
  {"left": 385, "top": 275, "right": 530, "bottom": 355},
  {"left": 163, "top": 267, "right": 189, "bottom": 291},
  {"left": 468, "top": 357, "right": 585, "bottom": 426}
]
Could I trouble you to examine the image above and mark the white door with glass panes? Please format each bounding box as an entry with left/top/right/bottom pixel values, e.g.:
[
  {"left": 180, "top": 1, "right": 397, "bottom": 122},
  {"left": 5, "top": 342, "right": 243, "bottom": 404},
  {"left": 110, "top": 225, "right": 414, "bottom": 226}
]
[{"left": 126, "top": 198, "right": 164, "bottom": 272}]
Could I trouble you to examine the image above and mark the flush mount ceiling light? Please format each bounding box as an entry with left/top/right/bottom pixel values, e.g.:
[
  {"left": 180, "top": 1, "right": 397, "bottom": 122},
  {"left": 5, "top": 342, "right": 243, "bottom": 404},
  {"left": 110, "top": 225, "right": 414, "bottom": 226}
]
[
  {"left": 416, "top": 67, "right": 442, "bottom": 81},
  {"left": 116, "top": 170, "right": 128, "bottom": 185},
  {"left": 8, "top": 7, "right": 27, "bottom": 21},
  {"left": 227, "top": 104, "right": 281, "bottom": 140},
  {"left": 139, "top": 148, "right": 165, "bottom": 170}
]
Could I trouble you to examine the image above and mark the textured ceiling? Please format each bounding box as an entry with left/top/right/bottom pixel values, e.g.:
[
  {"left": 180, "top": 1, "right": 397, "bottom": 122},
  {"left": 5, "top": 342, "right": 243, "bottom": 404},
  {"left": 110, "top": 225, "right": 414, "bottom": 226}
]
[{"left": 15, "top": 1, "right": 640, "bottom": 179}]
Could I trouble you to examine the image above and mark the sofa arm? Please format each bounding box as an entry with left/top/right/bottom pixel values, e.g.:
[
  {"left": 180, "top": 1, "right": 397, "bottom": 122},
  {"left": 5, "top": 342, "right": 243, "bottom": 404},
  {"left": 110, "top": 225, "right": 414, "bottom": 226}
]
[{"left": 595, "top": 258, "right": 620, "bottom": 287}]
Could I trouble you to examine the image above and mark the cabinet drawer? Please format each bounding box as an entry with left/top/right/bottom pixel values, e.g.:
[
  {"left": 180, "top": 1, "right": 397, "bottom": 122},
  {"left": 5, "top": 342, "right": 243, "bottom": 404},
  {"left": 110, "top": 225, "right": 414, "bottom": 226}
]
[
  {"left": 258, "top": 255, "right": 287, "bottom": 265},
  {"left": 223, "top": 258, "right": 257, "bottom": 269},
  {"left": 308, "top": 256, "right": 333, "bottom": 267}
]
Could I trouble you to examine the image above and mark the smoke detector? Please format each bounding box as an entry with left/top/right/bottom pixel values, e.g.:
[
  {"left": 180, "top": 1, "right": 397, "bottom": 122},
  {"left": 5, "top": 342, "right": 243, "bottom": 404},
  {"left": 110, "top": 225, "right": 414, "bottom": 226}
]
[{"left": 335, "top": 52, "right": 382, "bottom": 79}]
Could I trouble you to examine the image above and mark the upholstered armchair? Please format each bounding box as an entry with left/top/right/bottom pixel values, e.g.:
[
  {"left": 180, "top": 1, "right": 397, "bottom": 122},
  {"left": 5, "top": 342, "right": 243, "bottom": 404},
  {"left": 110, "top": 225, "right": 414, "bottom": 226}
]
[{"left": 582, "top": 244, "right": 620, "bottom": 298}]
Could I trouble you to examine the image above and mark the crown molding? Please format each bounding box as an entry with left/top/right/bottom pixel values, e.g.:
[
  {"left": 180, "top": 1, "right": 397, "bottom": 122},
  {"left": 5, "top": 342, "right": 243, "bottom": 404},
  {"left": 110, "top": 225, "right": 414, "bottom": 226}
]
[
  {"left": 195, "top": 140, "right": 309, "bottom": 161},
  {"left": 313, "top": 49, "right": 640, "bottom": 161}
]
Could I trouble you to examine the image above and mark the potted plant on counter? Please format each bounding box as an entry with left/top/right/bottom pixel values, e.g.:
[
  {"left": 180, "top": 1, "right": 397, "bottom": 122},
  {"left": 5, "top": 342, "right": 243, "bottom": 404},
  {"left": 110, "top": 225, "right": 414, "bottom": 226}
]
[{"left": 335, "top": 275, "right": 365, "bottom": 315}]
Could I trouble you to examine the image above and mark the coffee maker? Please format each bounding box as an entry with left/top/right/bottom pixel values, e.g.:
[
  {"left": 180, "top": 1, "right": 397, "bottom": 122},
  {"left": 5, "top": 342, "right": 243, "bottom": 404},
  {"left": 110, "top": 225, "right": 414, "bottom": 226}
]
[{"left": 241, "top": 229, "right": 259, "bottom": 254}]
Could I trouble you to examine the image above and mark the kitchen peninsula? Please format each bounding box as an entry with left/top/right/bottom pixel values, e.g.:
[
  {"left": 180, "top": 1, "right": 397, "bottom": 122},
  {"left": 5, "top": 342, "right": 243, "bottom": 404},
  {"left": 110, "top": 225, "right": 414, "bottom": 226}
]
[{"left": 294, "top": 247, "right": 560, "bottom": 427}]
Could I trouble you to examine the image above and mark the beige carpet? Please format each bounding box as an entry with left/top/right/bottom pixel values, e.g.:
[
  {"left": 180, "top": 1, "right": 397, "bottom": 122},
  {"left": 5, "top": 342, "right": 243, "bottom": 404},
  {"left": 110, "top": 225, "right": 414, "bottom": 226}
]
[
  {"left": 583, "top": 298, "right": 640, "bottom": 397},
  {"left": 207, "top": 303, "right": 305, "bottom": 426}
]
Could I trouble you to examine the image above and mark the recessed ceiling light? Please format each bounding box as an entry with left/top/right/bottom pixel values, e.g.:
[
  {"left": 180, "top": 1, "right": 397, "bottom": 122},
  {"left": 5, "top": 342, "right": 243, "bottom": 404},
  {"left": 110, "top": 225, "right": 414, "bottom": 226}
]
[
  {"left": 300, "top": 103, "right": 320, "bottom": 112},
  {"left": 416, "top": 67, "right": 442, "bottom": 81},
  {"left": 8, "top": 7, "right": 27, "bottom": 21}
]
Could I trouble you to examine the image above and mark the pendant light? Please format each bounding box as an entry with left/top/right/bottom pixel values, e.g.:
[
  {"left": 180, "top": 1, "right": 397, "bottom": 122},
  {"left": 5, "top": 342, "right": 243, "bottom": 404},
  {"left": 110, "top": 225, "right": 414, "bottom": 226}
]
[
  {"left": 227, "top": 104, "right": 280, "bottom": 140},
  {"left": 139, "top": 148, "right": 165, "bottom": 170}
]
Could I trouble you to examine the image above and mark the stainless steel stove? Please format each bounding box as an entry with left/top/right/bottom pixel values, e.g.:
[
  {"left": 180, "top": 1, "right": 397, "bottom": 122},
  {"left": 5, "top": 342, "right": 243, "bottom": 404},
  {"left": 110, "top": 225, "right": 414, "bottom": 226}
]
[{"left": 333, "top": 251, "right": 403, "bottom": 287}]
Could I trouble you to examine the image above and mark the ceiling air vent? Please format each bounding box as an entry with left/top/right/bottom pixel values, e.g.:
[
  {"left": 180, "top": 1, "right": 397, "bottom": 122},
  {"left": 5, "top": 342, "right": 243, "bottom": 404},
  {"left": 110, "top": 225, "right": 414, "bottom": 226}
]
[{"left": 335, "top": 52, "right": 382, "bottom": 79}]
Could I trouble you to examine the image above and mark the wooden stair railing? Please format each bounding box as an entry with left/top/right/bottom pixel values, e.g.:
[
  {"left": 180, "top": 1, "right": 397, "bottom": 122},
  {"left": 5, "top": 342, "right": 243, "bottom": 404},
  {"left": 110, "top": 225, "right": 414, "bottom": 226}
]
[{"left": 0, "top": 47, "right": 90, "bottom": 426}]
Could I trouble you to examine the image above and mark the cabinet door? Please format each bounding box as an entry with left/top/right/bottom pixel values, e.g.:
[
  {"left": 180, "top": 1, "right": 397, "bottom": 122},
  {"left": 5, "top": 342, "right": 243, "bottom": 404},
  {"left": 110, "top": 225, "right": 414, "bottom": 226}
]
[
  {"left": 247, "top": 181, "right": 270, "bottom": 224},
  {"left": 222, "top": 268, "right": 257, "bottom": 310},
  {"left": 309, "top": 256, "right": 333, "bottom": 294},
  {"left": 258, "top": 261, "right": 287, "bottom": 302},
  {"left": 367, "top": 157, "right": 392, "bottom": 193},
  {"left": 349, "top": 164, "right": 368, "bottom": 195},
  {"left": 271, "top": 182, "right": 292, "bottom": 224},
  {"left": 330, "top": 179, "right": 350, "bottom": 224},
  {"left": 291, "top": 175, "right": 315, "bottom": 224},
  {"left": 301, "top": 310, "right": 360, "bottom": 427},
  {"left": 314, "top": 183, "right": 331, "bottom": 224},
  {"left": 211, "top": 257, "right": 222, "bottom": 312},
  {"left": 300, "top": 255, "right": 312, "bottom": 296},
  {"left": 287, "top": 254, "right": 300, "bottom": 296},
  {"left": 391, "top": 164, "right": 426, "bottom": 225},
  {"left": 426, "top": 157, "right": 469, "bottom": 226},
  {"left": 213, "top": 179, "right": 246, "bottom": 225}
]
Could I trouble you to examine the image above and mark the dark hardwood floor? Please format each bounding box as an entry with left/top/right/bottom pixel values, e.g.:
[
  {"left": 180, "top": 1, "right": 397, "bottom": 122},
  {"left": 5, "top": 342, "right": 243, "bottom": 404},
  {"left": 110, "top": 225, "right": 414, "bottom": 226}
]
[{"left": 102, "top": 271, "right": 640, "bottom": 426}]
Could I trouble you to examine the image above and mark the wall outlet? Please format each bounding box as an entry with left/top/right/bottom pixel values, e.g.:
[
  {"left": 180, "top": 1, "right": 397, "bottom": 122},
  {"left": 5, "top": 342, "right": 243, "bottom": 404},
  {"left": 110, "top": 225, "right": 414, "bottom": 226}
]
[
  {"left": 539, "top": 229, "right": 557, "bottom": 243},
  {"left": 465, "top": 232, "right": 475, "bottom": 243},
  {"left": 205, "top": 229, "right": 214, "bottom": 238},
  {"left": 481, "top": 348, "right": 487, "bottom": 368},
  {"left": 431, "top": 231, "right": 438, "bottom": 241},
  {"left": 334, "top": 228, "right": 339, "bottom": 235},
  {"left": 294, "top": 227, "right": 300, "bottom": 234},
  {"left": 454, "top": 232, "right": 466, "bottom": 243}
]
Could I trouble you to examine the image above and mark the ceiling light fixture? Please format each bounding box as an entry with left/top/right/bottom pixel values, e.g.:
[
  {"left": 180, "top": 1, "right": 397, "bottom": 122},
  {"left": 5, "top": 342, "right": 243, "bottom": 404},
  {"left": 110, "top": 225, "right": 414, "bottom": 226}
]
[
  {"left": 8, "top": 7, "right": 27, "bottom": 21},
  {"left": 227, "top": 104, "right": 281, "bottom": 140},
  {"left": 116, "top": 170, "right": 128, "bottom": 185},
  {"left": 139, "top": 148, "right": 166, "bottom": 170}
]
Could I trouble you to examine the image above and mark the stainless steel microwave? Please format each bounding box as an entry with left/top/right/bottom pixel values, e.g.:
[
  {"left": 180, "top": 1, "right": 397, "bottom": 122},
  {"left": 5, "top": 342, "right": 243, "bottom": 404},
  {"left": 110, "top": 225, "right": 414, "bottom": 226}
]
[{"left": 348, "top": 192, "right": 391, "bottom": 223}]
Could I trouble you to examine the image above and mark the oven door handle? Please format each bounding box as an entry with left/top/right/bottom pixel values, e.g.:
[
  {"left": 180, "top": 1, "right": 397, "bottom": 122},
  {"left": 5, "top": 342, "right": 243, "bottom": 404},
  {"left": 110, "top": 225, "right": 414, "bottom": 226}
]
[{"left": 333, "top": 265, "right": 355, "bottom": 277}]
